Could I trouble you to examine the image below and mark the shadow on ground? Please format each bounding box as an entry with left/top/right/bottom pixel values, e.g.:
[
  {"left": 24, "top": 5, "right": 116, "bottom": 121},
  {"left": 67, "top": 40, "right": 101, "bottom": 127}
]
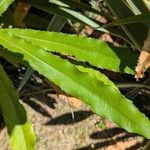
[
  {"left": 77, "top": 128, "right": 145, "bottom": 150},
  {"left": 45, "top": 110, "right": 93, "bottom": 125}
]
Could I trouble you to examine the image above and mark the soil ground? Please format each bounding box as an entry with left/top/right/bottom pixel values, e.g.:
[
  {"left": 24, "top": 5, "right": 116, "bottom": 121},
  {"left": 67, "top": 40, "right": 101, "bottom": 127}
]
[{"left": 0, "top": 88, "right": 145, "bottom": 150}]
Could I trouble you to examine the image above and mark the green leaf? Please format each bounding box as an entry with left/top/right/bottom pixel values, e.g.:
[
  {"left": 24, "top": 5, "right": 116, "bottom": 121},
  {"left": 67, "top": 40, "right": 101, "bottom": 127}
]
[
  {"left": 104, "top": 0, "right": 148, "bottom": 50},
  {"left": 47, "top": 15, "right": 66, "bottom": 31},
  {"left": 0, "top": 64, "right": 35, "bottom": 150},
  {"left": 141, "top": 0, "right": 150, "bottom": 11},
  {"left": 0, "top": 30, "right": 150, "bottom": 138},
  {"left": 30, "top": 0, "right": 106, "bottom": 32},
  {"left": 0, "top": 0, "right": 14, "bottom": 16},
  {"left": 17, "top": 67, "right": 34, "bottom": 92},
  {"left": 4, "top": 28, "right": 138, "bottom": 75},
  {"left": 124, "top": 1, "right": 150, "bottom": 29},
  {"left": 17, "top": 15, "right": 66, "bottom": 92},
  {"left": 98, "top": 121, "right": 106, "bottom": 129},
  {"left": 48, "top": 0, "right": 114, "bottom": 21},
  {"left": 29, "top": 0, "right": 132, "bottom": 45},
  {"left": 0, "top": 46, "right": 26, "bottom": 66},
  {"left": 125, "top": 0, "right": 148, "bottom": 15},
  {"left": 103, "top": 12, "right": 150, "bottom": 27}
]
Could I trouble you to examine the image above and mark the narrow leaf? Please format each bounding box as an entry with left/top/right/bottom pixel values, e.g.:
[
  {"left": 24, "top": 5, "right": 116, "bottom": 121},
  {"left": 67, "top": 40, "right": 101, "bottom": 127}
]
[
  {"left": 0, "top": 30, "right": 150, "bottom": 138},
  {"left": 5, "top": 28, "right": 138, "bottom": 74},
  {"left": 0, "top": 46, "right": 26, "bottom": 66},
  {"left": 17, "top": 15, "right": 66, "bottom": 92},
  {"left": 0, "top": 64, "right": 35, "bottom": 150},
  {"left": 104, "top": 0, "right": 148, "bottom": 50},
  {"left": 17, "top": 67, "right": 34, "bottom": 92},
  {"left": 29, "top": 0, "right": 132, "bottom": 45},
  {"left": 142, "top": 0, "right": 150, "bottom": 11},
  {"left": 103, "top": 12, "right": 150, "bottom": 27},
  {"left": 48, "top": 0, "right": 114, "bottom": 21}
]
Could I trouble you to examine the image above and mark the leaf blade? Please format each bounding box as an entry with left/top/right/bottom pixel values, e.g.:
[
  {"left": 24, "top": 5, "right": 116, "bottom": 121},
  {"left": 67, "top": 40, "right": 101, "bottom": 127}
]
[
  {"left": 29, "top": 0, "right": 132, "bottom": 45},
  {"left": 4, "top": 28, "right": 138, "bottom": 74},
  {"left": 48, "top": 0, "right": 114, "bottom": 21},
  {"left": 104, "top": 0, "right": 148, "bottom": 50},
  {"left": 0, "top": 0, "right": 14, "bottom": 16},
  {"left": 103, "top": 12, "right": 150, "bottom": 27},
  {"left": 0, "top": 30, "right": 150, "bottom": 138},
  {"left": 0, "top": 64, "right": 35, "bottom": 150}
]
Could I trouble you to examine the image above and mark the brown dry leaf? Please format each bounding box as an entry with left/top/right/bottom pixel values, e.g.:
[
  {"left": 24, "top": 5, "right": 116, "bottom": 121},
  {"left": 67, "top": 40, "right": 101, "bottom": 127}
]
[
  {"left": 135, "top": 51, "right": 150, "bottom": 80},
  {"left": 58, "top": 94, "right": 83, "bottom": 108},
  {"left": 14, "top": 2, "right": 30, "bottom": 27},
  {"left": 135, "top": 31, "right": 150, "bottom": 80},
  {"left": 84, "top": 26, "right": 94, "bottom": 35},
  {"left": 101, "top": 33, "right": 113, "bottom": 43}
]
